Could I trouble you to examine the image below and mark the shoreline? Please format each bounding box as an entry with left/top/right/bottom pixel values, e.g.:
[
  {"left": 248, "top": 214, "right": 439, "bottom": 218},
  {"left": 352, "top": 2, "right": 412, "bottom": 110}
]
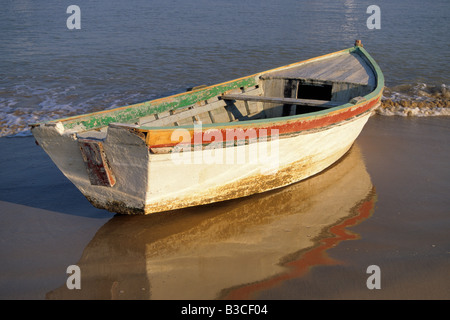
[{"left": 1, "top": 84, "right": 449, "bottom": 138}]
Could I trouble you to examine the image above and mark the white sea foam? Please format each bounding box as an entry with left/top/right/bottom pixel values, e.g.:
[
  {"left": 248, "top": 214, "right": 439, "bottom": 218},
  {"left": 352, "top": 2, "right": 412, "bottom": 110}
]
[
  {"left": 0, "top": 83, "right": 157, "bottom": 137},
  {"left": 376, "top": 105, "right": 450, "bottom": 117},
  {"left": 376, "top": 83, "right": 450, "bottom": 117}
]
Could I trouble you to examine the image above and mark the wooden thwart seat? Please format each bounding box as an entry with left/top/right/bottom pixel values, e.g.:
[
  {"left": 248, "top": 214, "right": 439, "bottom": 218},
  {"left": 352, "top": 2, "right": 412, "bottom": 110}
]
[
  {"left": 220, "top": 94, "right": 341, "bottom": 108},
  {"left": 136, "top": 91, "right": 342, "bottom": 128}
]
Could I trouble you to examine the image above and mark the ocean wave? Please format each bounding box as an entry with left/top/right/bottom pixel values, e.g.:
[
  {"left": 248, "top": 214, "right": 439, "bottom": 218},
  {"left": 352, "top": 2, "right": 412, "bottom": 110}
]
[
  {"left": 376, "top": 83, "right": 450, "bottom": 117},
  {"left": 0, "top": 84, "right": 155, "bottom": 138}
]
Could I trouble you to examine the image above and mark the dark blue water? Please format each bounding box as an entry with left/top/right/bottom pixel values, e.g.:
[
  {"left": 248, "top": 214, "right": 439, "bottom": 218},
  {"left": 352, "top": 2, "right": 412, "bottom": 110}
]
[{"left": 1, "top": 0, "right": 449, "bottom": 136}]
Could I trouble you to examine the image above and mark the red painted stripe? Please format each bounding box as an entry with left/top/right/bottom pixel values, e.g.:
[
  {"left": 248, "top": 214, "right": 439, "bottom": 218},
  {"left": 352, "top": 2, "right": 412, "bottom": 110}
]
[{"left": 146, "top": 97, "right": 379, "bottom": 149}]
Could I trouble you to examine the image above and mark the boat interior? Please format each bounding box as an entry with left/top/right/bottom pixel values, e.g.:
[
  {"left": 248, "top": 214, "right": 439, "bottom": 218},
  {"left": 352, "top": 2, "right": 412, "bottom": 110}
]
[{"left": 76, "top": 50, "right": 377, "bottom": 140}]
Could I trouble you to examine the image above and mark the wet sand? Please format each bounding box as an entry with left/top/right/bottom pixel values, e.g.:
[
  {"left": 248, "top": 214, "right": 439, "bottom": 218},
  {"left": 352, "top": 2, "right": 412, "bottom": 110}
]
[
  {"left": 0, "top": 115, "right": 449, "bottom": 300},
  {"left": 258, "top": 115, "right": 450, "bottom": 300}
]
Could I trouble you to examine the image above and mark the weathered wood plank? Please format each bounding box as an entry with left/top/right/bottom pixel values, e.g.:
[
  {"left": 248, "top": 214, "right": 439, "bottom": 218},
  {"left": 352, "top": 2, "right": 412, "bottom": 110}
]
[
  {"left": 263, "top": 52, "right": 373, "bottom": 85},
  {"left": 259, "top": 76, "right": 367, "bottom": 87},
  {"left": 220, "top": 94, "right": 341, "bottom": 108},
  {"left": 141, "top": 99, "right": 227, "bottom": 127},
  {"left": 78, "top": 139, "right": 116, "bottom": 187}
]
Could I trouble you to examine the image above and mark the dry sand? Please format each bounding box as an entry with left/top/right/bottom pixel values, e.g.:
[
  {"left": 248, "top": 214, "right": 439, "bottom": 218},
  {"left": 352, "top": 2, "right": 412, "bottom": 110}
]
[{"left": 0, "top": 115, "right": 448, "bottom": 300}]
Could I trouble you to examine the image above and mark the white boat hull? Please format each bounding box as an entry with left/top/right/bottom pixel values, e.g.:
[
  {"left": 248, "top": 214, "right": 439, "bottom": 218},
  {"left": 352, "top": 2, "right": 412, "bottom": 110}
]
[{"left": 33, "top": 111, "right": 372, "bottom": 214}]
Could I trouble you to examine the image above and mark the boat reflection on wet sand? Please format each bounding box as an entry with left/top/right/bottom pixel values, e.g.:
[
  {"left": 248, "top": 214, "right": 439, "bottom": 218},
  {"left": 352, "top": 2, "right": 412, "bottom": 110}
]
[{"left": 46, "top": 143, "right": 376, "bottom": 300}]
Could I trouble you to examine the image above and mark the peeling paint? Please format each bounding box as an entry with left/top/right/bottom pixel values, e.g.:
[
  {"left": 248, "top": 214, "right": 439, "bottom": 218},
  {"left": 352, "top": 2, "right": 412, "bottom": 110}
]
[{"left": 79, "top": 139, "right": 116, "bottom": 187}]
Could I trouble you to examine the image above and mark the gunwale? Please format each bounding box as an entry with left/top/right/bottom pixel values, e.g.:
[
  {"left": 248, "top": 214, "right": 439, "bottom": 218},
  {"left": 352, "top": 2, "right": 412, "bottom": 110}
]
[{"left": 30, "top": 46, "right": 384, "bottom": 139}]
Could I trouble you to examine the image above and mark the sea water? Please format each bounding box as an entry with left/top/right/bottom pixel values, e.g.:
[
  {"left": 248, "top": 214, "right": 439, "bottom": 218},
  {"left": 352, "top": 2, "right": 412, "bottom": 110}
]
[{"left": 1, "top": 0, "right": 449, "bottom": 137}]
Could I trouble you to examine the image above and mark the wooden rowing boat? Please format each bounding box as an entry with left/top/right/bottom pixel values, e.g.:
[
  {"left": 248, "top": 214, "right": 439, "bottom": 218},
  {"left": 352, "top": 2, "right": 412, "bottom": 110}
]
[{"left": 30, "top": 41, "right": 384, "bottom": 215}]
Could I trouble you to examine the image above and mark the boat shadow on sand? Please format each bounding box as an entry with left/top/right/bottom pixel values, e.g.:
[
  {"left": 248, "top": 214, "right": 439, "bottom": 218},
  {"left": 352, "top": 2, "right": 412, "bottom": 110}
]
[{"left": 46, "top": 143, "right": 376, "bottom": 300}]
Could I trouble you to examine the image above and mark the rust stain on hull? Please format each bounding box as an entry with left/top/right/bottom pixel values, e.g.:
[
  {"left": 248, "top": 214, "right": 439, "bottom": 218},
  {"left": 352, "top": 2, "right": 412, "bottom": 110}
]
[
  {"left": 79, "top": 139, "right": 116, "bottom": 187},
  {"left": 85, "top": 196, "right": 147, "bottom": 215}
]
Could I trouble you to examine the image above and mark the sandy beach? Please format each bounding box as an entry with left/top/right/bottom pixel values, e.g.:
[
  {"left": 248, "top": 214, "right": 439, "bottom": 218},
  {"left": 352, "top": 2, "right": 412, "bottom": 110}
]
[
  {"left": 2, "top": 0, "right": 449, "bottom": 305},
  {"left": 0, "top": 115, "right": 448, "bottom": 300},
  {"left": 0, "top": 136, "right": 114, "bottom": 299}
]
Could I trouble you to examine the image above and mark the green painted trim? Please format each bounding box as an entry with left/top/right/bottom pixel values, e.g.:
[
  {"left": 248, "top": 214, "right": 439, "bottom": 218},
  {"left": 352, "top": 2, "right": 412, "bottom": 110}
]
[
  {"left": 54, "top": 76, "right": 258, "bottom": 131},
  {"left": 356, "top": 46, "right": 385, "bottom": 99}
]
